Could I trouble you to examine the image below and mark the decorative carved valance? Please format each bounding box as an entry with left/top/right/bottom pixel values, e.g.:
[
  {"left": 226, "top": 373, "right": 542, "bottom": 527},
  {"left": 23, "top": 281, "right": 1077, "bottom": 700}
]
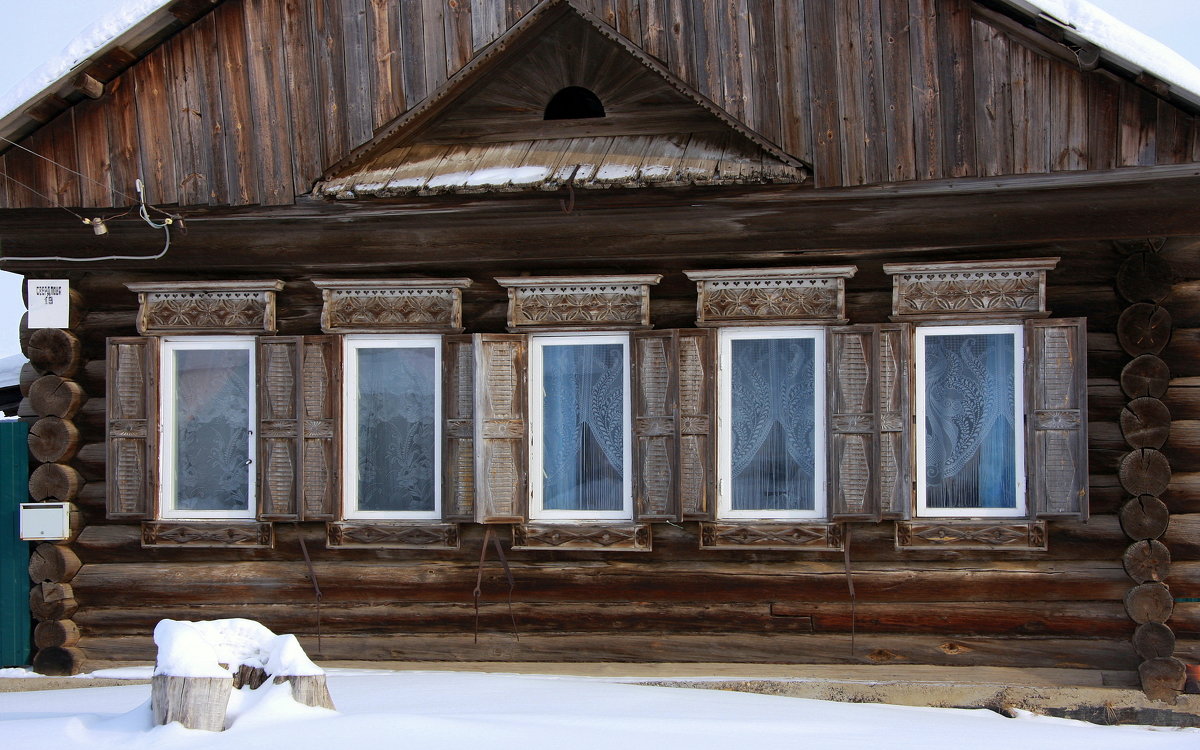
[
  {"left": 699, "top": 522, "right": 843, "bottom": 550},
  {"left": 883, "top": 258, "right": 1059, "bottom": 320},
  {"left": 683, "top": 266, "right": 856, "bottom": 326},
  {"left": 127, "top": 280, "right": 284, "bottom": 334},
  {"left": 512, "top": 523, "right": 651, "bottom": 551},
  {"left": 327, "top": 522, "right": 460, "bottom": 549},
  {"left": 495, "top": 275, "right": 661, "bottom": 331},
  {"left": 896, "top": 521, "right": 1047, "bottom": 550},
  {"left": 311, "top": 278, "right": 472, "bottom": 333},
  {"left": 142, "top": 521, "right": 274, "bottom": 548}
]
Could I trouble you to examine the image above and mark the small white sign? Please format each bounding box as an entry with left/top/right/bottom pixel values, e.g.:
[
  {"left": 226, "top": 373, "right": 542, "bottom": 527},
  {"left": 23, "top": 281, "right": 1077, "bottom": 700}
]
[{"left": 27, "top": 279, "right": 70, "bottom": 328}]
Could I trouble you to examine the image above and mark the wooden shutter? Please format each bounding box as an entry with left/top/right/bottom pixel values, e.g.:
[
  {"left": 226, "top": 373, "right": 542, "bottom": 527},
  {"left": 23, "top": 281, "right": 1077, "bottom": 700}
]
[
  {"left": 473, "top": 334, "right": 528, "bottom": 524},
  {"left": 878, "top": 323, "right": 912, "bottom": 519},
  {"left": 257, "top": 337, "right": 301, "bottom": 520},
  {"left": 827, "top": 326, "right": 880, "bottom": 521},
  {"left": 632, "top": 330, "right": 678, "bottom": 522},
  {"left": 443, "top": 334, "right": 475, "bottom": 522},
  {"left": 1026, "top": 318, "right": 1089, "bottom": 519},
  {"left": 106, "top": 336, "right": 159, "bottom": 520},
  {"left": 300, "top": 336, "right": 338, "bottom": 521},
  {"left": 678, "top": 328, "right": 716, "bottom": 520}
]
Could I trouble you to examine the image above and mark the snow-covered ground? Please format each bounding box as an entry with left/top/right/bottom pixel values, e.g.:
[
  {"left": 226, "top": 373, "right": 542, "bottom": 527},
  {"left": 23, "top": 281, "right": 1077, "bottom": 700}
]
[{"left": 0, "top": 669, "right": 1195, "bottom": 750}]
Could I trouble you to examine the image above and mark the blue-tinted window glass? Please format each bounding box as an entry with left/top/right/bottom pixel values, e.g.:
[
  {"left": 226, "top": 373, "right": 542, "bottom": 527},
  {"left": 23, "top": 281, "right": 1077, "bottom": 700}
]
[
  {"left": 357, "top": 346, "right": 436, "bottom": 512},
  {"left": 173, "top": 348, "right": 251, "bottom": 512}
]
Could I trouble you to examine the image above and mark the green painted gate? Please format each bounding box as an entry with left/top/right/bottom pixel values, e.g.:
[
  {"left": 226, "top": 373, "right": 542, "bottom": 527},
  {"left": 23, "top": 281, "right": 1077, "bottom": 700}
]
[{"left": 1, "top": 420, "right": 31, "bottom": 667}]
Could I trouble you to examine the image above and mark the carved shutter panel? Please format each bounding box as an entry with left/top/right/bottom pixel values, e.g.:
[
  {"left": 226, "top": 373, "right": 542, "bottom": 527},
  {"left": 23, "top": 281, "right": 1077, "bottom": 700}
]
[
  {"left": 300, "top": 336, "right": 338, "bottom": 521},
  {"left": 443, "top": 334, "right": 475, "bottom": 522},
  {"left": 827, "top": 326, "right": 880, "bottom": 521},
  {"left": 879, "top": 323, "right": 912, "bottom": 519},
  {"left": 257, "top": 337, "right": 301, "bottom": 520},
  {"left": 106, "top": 336, "right": 159, "bottom": 520},
  {"left": 678, "top": 328, "right": 716, "bottom": 520},
  {"left": 1026, "top": 318, "right": 1089, "bottom": 520},
  {"left": 632, "top": 330, "right": 678, "bottom": 521},
  {"left": 473, "top": 334, "right": 528, "bottom": 524}
]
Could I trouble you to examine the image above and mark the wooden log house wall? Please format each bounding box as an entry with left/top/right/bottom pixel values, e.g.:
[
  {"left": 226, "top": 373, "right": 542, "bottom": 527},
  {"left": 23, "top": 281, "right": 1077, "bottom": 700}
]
[{"left": 1, "top": 0, "right": 1198, "bottom": 697}]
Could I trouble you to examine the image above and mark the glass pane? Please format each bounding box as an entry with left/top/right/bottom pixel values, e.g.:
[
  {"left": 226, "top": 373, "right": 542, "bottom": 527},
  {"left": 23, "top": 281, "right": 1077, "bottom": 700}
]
[
  {"left": 356, "top": 347, "right": 437, "bottom": 512},
  {"left": 730, "top": 337, "right": 816, "bottom": 511},
  {"left": 173, "top": 348, "right": 251, "bottom": 512},
  {"left": 924, "top": 333, "right": 1017, "bottom": 509},
  {"left": 542, "top": 343, "right": 625, "bottom": 511}
]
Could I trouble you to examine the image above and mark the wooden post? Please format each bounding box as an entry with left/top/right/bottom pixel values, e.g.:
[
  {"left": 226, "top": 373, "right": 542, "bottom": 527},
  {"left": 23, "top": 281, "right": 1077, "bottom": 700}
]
[{"left": 151, "top": 674, "right": 232, "bottom": 732}]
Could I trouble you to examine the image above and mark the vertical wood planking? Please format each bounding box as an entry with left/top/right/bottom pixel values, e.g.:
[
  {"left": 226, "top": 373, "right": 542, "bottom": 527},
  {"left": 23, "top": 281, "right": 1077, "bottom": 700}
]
[
  {"left": 73, "top": 98, "right": 113, "bottom": 208},
  {"left": 506, "top": 0, "right": 539, "bottom": 26},
  {"left": 1155, "top": 100, "right": 1191, "bottom": 165},
  {"left": 47, "top": 112, "right": 81, "bottom": 208},
  {"left": 1050, "top": 61, "right": 1087, "bottom": 171},
  {"left": 243, "top": 0, "right": 296, "bottom": 205},
  {"left": 4, "top": 140, "right": 40, "bottom": 209},
  {"left": 908, "top": 0, "right": 943, "bottom": 179},
  {"left": 725, "top": 0, "right": 752, "bottom": 124},
  {"left": 342, "top": 0, "right": 374, "bottom": 150},
  {"left": 614, "top": 0, "right": 643, "bottom": 48},
  {"left": 472, "top": 0, "right": 506, "bottom": 52},
  {"left": 806, "top": 0, "right": 842, "bottom": 187},
  {"left": 1009, "top": 42, "right": 1049, "bottom": 175},
  {"left": 971, "top": 19, "right": 1011, "bottom": 177},
  {"left": 372, "top": 0, "right": 406, "bottom": 127},
  {"left": 213, "top": 0, "right": 259, "bottom": 206},
  {"left": 445, "top": 0, "right": 474, "bottom": 77},
  {"left": 935, "top": 0, "right": 977, "bottom": 177},
  {"left": 694, "top": 0, "right": 720, "bottom": 102},
  {"left": 858, "top": 0, "right": 889, "bottom": 184},
  {"left": 774, "top": 0, "right": 811, "bottom": 163},
  {"left": 639, "top": 0, "right": 669, "bottom": 61},
  {"left": 282, "top": 0, "right": 325, "bottom": 194},
  {"left": 0, "top": 153, "right": 8, "bottom": 208},
  {"left": 1118, "top": 82, "right": 1157, "bottom": 167},
  {"left": 1086, "top": 72, "right": 1120, "bottom": 171},
  {"left": 665, "top": 0, "right": 696, "bottom": 88},
  {"left": 313, "top": 0, "right": 349, "bottom": 167},
  {"left": 166, "top": 33, "right": 211, "bottom": 206},
  {"left": 880, "top": 0, "right": 915, "bottom": 182},
  {"left": 105, "top": 72, "right": 142, "bottom": 207},
  {"left": 399, "top": 0, "right": 429, "bottom": 109},
  {"left": 834, "top": 0, "right": 867, "bottom": 185},
  {"left": 22, "top": 128, "right": 58, "bottom": 209},
  {"left": 421, "top": 0, "right": 448, "bottom": 97},
  {"left": 746, "top": 0, "right": 781, "bottom": 146},
  {"left": 194, "top": 13, "right": 230, "bottom": 205},
  {"left": 133, "top": 46, "right": 179, "bottom": 205}
]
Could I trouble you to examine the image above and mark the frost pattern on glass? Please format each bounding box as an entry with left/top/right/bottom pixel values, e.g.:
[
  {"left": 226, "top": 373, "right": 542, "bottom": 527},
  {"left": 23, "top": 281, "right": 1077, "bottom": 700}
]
[
  {"left": 357, "top": 347, "right": 436, "bottom": 512},
  {"left": 542, "top": 343, "right": 625, "bottom": 511},
  {"left": 730, "top": 338, "right": 816, "bottom": 510},
  {"left": 924, "top": 333, "right": 1017, "bottom": 509},
  {"left": 173, "top": 349, "right": 251, "bottom": 511}
]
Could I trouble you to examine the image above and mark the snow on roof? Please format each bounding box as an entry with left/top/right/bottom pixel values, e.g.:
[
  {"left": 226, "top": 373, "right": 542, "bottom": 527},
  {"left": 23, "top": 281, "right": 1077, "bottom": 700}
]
[{"left": 0, "top": 353, "right": 24, "bottom": 387}]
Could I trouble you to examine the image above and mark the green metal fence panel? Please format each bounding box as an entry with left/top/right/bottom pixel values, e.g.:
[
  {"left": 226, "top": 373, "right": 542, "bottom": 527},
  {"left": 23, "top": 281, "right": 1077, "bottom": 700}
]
[{"left": 1, "top": 420, "right": 31, "bottom": 667}]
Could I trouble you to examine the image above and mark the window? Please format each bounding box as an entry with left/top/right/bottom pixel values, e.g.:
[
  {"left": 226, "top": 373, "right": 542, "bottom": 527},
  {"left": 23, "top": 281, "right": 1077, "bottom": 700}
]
[
  {"left": 343, "top": 335, "right": 442, "bottom": 520},
  {"left": 544, "top": 86, "right": 605, "bottom": 120},
  {"left": 915, "top": 325, "right": 1026, "bottom": 517},
  {"left": 159, "top": 337, "right": 256, "bottom": 520},
  {"left": 717, "top": 328, "right": 826, "bottom": 520},
  {"left": 529, "top": 333, "right": 632, "bottom": 521}
]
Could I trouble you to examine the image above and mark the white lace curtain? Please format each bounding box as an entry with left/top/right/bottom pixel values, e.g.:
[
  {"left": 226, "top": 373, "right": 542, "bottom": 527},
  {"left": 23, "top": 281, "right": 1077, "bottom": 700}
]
[{"left": 174, "top": 348, "right": 251, "bottom": 511}]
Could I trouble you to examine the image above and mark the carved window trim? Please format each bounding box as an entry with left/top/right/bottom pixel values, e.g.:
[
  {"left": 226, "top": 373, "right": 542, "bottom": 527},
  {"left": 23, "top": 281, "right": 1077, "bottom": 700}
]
[
  {"left": 882, "top": 258, "right": 1058, "bottom": 321},
  {"left": 495, "top": 274, "right": 661, "bottom": 331},
  {"left": 127, "top": 280, "right": 284, "bottom": 335},
  {"left": 684, "top": 266, "right": 856, "bottom": 326},
  {"left": 341, "top": 334, "right": 444, "bottom": 521},
  {"left": 159, "top": 336, "right": 257, "bottom": 521},
  {"left": 715, "top": 326, "right": 828, "bottom": 521},
  {"left": 312, "top": 278, "right": 472, "bottom": 333}
]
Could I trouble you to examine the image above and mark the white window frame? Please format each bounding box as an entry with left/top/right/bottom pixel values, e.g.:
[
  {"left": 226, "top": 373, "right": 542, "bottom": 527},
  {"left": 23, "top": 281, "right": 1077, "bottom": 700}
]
[
  {"left": 716, "top": 327, "right": 827, "bottom": 520},
  {"left": 915, "top": 324, "right": 1027, "bottom": 518},
  {"left": 343, "top": 334, "right": 443, "bottom": 521},
  {"left": 528, "top": 332, "right": 633, "bottom": 522},
  {"left": 159, "top": 336, "right": 256, "bottom": 520}
]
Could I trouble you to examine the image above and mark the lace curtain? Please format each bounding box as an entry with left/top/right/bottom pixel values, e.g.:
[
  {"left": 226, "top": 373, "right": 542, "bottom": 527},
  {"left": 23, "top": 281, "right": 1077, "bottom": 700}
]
[
  {"left": 541, "top": 343, "right": 624, "bottom": 511},
  {"left": 173, "top": 348, "right": 251, "bottom": 511},
  {"left": 356, "top": 346, "right": 436, "bottom": 512},
  {"left": 730, "top": 337, "right": 816, "bottom": 511},
  {"left": 923, "top": 333, "right": 1017, "bottom": 509}
]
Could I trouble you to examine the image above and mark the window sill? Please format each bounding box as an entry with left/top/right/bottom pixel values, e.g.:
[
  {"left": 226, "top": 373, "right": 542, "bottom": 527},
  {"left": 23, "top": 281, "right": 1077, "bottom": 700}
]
[
  {"left": 141, "top": 521, "right": 274, "bottom": 548},
  {"left": 699, "top": 522, "right": 842, "bottom": 550},
  {"left": 326, "top": 521, "right": 460, "bottom": 549},
  {"left": 896, "top": 520, "right": 1047, "bottom": 550},
  {"left": 512, "top": 523, "right": 651, "bottom": 551}
]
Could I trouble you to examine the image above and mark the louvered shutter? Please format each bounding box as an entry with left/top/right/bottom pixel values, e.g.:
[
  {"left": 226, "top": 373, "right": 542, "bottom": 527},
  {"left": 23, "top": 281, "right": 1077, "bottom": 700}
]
[
  {"left": 443, "top": 334, "right": 475, "bottom": 522},
  {"left": 632, "top": 330, "right": 678, "bottom": 522},
  {"left": 473, "top": 334, "right": 528, "bottom": 524},
  {"left": 257, "top": 337, "right": 301, "bottom": 520},
  {"left": 678, "top": 328, "right": 716, "bottom": 520},
  {"left": 1025, "top": 318, "right": 1089, "bottom": 519},
  {"left": 106, "top": 336, "right": 159, "bottom": 520},
  {"left": 827, "top": 326, "right": 880, "bottom": 521},
  {"left": 300, "top": 336, "right": 338, "bottom": 521},
  {"left": 878, "top": 323, "right": 912, "bottom": 519}
]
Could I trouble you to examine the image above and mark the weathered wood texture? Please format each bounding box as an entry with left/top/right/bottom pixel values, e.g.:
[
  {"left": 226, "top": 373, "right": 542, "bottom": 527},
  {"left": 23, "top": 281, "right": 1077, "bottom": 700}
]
[
  {"left": 2, "top": 0, "right": 1196, "bottom": 208},
  {"left": 151, "top": 674, "right": 231, "bottom": 731}
]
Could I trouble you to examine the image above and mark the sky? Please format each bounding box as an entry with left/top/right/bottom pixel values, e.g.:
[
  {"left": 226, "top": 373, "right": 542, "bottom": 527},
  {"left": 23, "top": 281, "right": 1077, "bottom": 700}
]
[{"left": 0, "top": 0, "right": 1199, "bottom": 360}]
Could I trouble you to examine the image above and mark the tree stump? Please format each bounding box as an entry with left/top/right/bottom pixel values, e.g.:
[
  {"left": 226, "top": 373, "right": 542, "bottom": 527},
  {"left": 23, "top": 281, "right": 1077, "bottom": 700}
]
[
  {"left": 28, "top": 417, "right": 81, "bottom": 463},
  {"left": 1132, "top": 622, "right": 1176, "bottom": 660},
  {"left": 31, "top": 646, "right": 86, "bottom": 676},
  {"left": 1120, "top": 355, "right": 1170, "bottom": 399},
  {"left": 28, "top": 542, "right": 82, "bottom": 583},
  {"left": 1139, "top": 657, "right": 1186, "bottom": 703},
  {"left": 28, "top": 375, "right": 86, "bottom": 418},
  {"left": 273, "top": 674, "right": 336, "bottom": 710},
  {"left": 151, "top": 674, "right": 232, "bottom": 732},
  {"left": 34, "top": 619, "right": 80, "bottom": 648},
  {"left": 1123, "top": 540, "right": 1172, "bottom": 584},
  {"left": 1118, "top": 495, "right": 1171, "bottom": 541},
  {"left": 1125, "top": 582, "right": 1174, "bottom": 624},
  {"left": 29, "top": 582, "right": 77, "bottom": 621},
  {"left": 1119, "top": 398, "right": 1170, "bottom": 450}
]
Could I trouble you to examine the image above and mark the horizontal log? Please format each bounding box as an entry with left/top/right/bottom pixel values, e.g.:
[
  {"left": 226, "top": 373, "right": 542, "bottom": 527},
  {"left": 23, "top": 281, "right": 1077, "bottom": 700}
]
[
  {"left": 1119, "top": 449, "right": 1172, "bottom": 497},
  {"left": 1164, "top": 472, "right": 1200, "bottom": 514},
  {"left": 1117, "top": 251, "right": 1174, "bottom": 305},
  {"left": 1163, "top": 421, "right": 1200, "bottom": 472},
  {"left": 1132, "top": 622, "right": 1175, "bottom": 660},
  {"left": 26, "top": 328, "right": 82, "bottom": 378},
  {"left": 74, "top": 442, "right": 105, "bottom": 479},
  {"left": 1162, "top": 513, "right": 1200, "bottom": 559},
  {"left": 19, "top": 362, "right": 36, "bottom": 397},
  {"left": 76, "top": 632, "right": 1142, "bottom": 669},
  {"left": 1162, "top": 328, "right": 1200, "bottom": 378},
  {"left": 34, "top": 619, "right": 80, "bottom": 648},
  {"left": 1164, "top": 385, "right": 1200, "bottom": 419},
  {"left": 1119, "top": 496, "right": 1170, "bottom": 541},
  {"left": 28, "top": 542, "right": 81, "bottom": 583},
  {"left": 1125, "top": 583, "right": 1174, "bottom": 625},
  {"left": 28, "top": 375, "right": 86, "bottom": 419},
  {"left": 81, "top": 359, "right": 106, "bottom": 395},
  {"left": 27, "top": 416, "right": 80, "bottom": 464},
  {"left": 1124, "top": 540, "right": 1171, "bottom": 584},
  {"left": 1120, "top": 398, "right": 1171, "bottom": 450},
  {"left": 30, "top": 582, "right": 77, "bottom": 621},
  {"left": 1121, "top": 356, "right": 1171, "bottom": 399},
  {"left": 1140, "top": 656, "right": 1186, "bottom": 702},
  {"left": 32, "top": 645, "right": 86, "bottom": 676}
]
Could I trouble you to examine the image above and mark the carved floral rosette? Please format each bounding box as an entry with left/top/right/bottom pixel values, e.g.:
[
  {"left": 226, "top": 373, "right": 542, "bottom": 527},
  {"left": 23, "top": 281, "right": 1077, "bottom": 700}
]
[
  {"left": 895, "top": 521, "right": 1048, "bottom": 550},
  {"left": 495, "top": 275, "right": 662, "bottom": 331},
  {"left": 684, "top": 266, "right": 856, "bottom": 326},
  {"left": 883, "top": 258, "right": 1059, "bottom": 320},
  {"left": 127, "top": 280, "right": 284, "bottom": 334},
  {"left": 312, "top": 278, "right": 472, "bottom": 333}
]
